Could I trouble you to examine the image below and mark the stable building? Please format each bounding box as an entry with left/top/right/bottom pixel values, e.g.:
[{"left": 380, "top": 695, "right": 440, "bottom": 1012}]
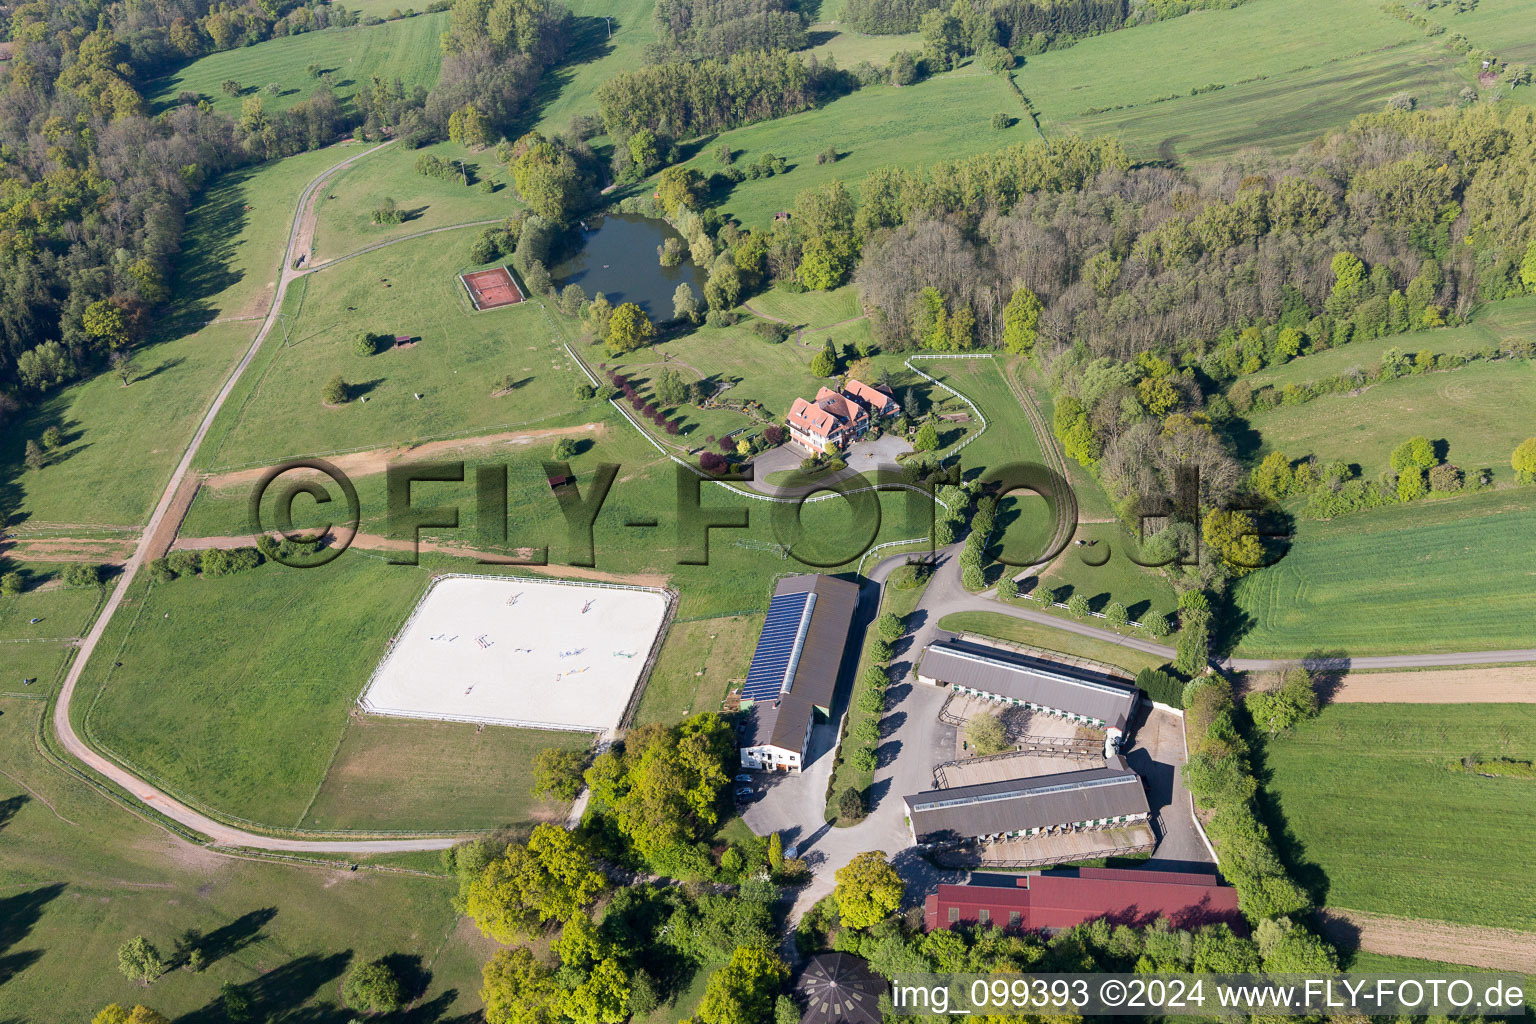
[
  {"left": 923, "top": 868, "right": 1243, "bottom": 934},
  {"left": 902, "top": 758, "right": 1150, "bottom": 846},
  {"left": 738, "top": 574, "right": 860, "bottom": 772},
  {"left": 918, "top": 639, "right": 1139, "bottom": 754}
]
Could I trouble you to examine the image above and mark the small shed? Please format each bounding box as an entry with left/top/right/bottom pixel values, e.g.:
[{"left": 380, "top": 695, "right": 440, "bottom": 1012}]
[{"left": 795, "top": 952, "right": 882, "bottom": 1024}]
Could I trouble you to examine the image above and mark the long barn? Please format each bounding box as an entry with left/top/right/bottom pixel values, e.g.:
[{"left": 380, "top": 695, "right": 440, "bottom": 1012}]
[
  {"left": 737, "top": 574, "right": 860, "bottom": 772},
  {"left": 902, "top": 757, "right": 1150, "bottom": 846},
  {"left": 917, "top": 638, "right": 1140, "bottom": 753}
]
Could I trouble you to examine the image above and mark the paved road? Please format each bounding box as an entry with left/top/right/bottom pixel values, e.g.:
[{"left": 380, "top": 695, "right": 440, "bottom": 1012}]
[{"left": 50, "top": 141, "right": 462, "bottom": 855}]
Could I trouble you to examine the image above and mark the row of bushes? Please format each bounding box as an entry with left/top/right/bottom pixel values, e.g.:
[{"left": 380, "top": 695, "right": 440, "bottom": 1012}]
[
  {"left": 1230, "top": 343, "right": 1529, "bottom": 414},
  {"left": 1, "top": 563, "right": 103, "bottom": 593},
  {"left": 147, "top": 547, "right": 262, "bottom": 582},
  {"left": 1181, "top": 674, "right": 1331, "bottom": 966},
  {"left": 146, "top": 536, "right": 321, "bottom": 583}
]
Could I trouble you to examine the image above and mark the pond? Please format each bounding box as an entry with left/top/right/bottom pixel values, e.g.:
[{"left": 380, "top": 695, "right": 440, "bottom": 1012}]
[{"left": 552, "top": 213, "right": 705, "bottom": 319}]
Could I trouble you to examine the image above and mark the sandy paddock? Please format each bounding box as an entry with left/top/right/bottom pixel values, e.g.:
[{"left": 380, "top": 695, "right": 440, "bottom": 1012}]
[{"left": 360, "top": 574, "right": 669, "bottom": 733}]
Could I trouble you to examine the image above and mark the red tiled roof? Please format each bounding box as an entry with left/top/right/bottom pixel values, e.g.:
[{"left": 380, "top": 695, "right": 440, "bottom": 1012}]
[
  {"left": 924, "top": 870, "right": 1244, "bottom": 934},
  {"left": 788, "top": 396, "right": 839, "bottom": 436},
  {"left": 843, "top": 378, "right": 895, "bottom": 412},
  {"left": 817, "top": 388, "right": 868, "bottom": 429}
]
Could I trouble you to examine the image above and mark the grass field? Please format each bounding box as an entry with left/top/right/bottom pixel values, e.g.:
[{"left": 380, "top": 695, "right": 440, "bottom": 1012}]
[
  {"left": 0, "top": 321, "right": 255, "bottom": 529},
  {"left": 0, "top": 695, "right": 484, "bottom": 1022},
  {"left": 150, "top": 15, "right": 448, "bottom": 120},
  {"left": 805, "top": 25, "right": 923, "bottom": 68},
  {"left": 196, "top": 229, "right": 587, "bottom": 470},
  {"left": 745, "top": 284, "right": 862, "bottom": 327},
  {"left": 300, "top": 714, "right": 591, "bottom": 831},
  {"left": 1265, "top": 703, "right": 1536, "bottom": 931},
  {"left": 677, "top": 70, "right": 1035, "bottom": 228},
  {"left": 1246, "top": 357, "right": 1536, "bottom": 483},
  {"left": 633, "top": 614, "right": 763, "bottom": 726},
  {"left": 532, "top": 0, "right": 657, "bottom": 139},
  {"left": 175, "top": 143, "right": 371, "bottom": 324},
  {"left": 0, "top": 571, "right": 105, "bottom": 641},
  {"left": 1034, "top": 522, "right": 1179, "bottom": 626},
  {"left": 936, "top": 610, "right": 1168, "bottom": 675},
  {"left": 1414, "top": 0, "right": 1536, "bottom": 63},
  {"left": 1232, "top": 485, "right": 1536, "bottom": 657},
  {"left": 77, "top": 554, "right": 432, "bottom": 827},
  {"left": 311, "top": 139, "right": 524, "bottom": 262},
  {"left": 1019, "top": 0, "right": 1463, "bottom": 161},
  {"left": 1243, "top": 296, "right": 1536, "bottom": 392}
]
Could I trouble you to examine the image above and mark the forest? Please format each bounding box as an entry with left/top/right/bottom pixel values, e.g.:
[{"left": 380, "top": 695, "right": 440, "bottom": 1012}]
[{"left": 0, "top": 0, "right": 568, "bottom": 436}]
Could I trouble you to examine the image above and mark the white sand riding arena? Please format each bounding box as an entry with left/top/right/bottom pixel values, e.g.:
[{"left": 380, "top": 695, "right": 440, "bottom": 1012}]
[{"left": 360, "top": 574, "right": 671, "bottom": 734}]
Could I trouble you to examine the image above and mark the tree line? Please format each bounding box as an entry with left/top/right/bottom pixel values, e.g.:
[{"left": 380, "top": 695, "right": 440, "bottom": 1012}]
[
  {"left": 650, "top": 0, "right": 809, "bottom": 61},
  {"left": 597, "top": 48, "right": 837, "bottom": 155}
]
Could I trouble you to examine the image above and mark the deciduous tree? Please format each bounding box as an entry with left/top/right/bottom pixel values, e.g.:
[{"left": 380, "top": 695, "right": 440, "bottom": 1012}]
[{"left": 833, "top": 851, "right": 903, "bottom": 929}]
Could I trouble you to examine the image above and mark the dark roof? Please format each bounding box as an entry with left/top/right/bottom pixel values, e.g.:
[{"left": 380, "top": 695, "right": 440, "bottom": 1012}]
[
  {"left": 796, "top": 953, "right": 883, "bottom": 1024},
  {"left": 923, "top": 868, "right": 1243, "bottom": 933},
  {"left": 743, "top": 589, "right": 816, "bottom": 703},
  {"left": 918, "top": 639, "right": 1139, "bottom": 731},
  {"left": 904, "top": 760, "right": 1148, "bottom": 844},
  {"left": 759, "top": 574, "right": 859, "bottom": 751}
]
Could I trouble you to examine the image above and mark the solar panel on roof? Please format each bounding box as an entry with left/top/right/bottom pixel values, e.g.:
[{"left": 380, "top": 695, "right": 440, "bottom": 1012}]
[{"left": 742, "top": 592, "right": 815, "bottom": 703}]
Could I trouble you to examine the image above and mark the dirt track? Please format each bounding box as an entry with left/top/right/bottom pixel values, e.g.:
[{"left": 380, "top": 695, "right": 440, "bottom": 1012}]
[
  {"left": 199, "top": 422, "right": 604, "bottom": 491},
  {"left": 1320, "top": 908, "right": 1536, "bottom": 972},
  {"left": 172, "top": 532, "right": 669, "bottom": 588},
  {"left": 1328, "top": 666, "right": 1536, "bottom": 703},
  {"left": 1242, "top": 666, "right": 1536, "bottom": 703},
  {"left": 1, "top": 537, "right": 136, "bottom": 563}
]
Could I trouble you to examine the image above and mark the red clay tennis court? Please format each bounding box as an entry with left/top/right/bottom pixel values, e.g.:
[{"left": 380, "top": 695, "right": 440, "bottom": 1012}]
[{"left": 459, "top": 267, "right": 524, "bottom": 310}]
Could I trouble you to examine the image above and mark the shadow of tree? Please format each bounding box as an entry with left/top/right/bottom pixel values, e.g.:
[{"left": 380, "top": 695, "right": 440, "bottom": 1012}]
[
  {"left": 191, "top": 907, "right": 278, "bottom": 969},
  {"left": 0, "top": 884, "right": 64, "bottom": 991},
  {"left": 175, "top": 950, "right": 352, "bottom": 1024}
]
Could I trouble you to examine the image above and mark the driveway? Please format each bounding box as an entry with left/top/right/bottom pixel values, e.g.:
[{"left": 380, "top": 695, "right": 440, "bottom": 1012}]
[
  {"left": 745, "top": 436, "right": 913, "bottom": 498},
  {"left": 1123, "top": 705, "right": 1214, "bottom": 871}
]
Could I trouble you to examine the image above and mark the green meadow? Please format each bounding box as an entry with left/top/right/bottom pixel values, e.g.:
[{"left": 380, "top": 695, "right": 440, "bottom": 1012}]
[
  {"left": 150, "top": 15, "right": 448, "bottom": 120},
  {"left": 1233, "top": 486, "right": 1536, "bottom": 657},
  {"left": 1244, "top": 295, "right": 1536, "bottom": 392},
  {"left": 0, "top": 568, "right": 105, "bottom": 639},
  {"left": 310, "top": 138, "right": 524, "bottom": 262},
  {"left": 1414, "top": 0, "right": 1536, "bottom": 64},
  {"left": 1019, "top": 0, "right": 1463, "bottom": 161},
  {"left": 1265, "top": 703, "right": 1536, "bottom": 931},
  {"left": 806, "top": 25, "right": 923, "bottom": 68},
  {"left": 0, "top": 696, "right": 484, "bottom": 1022},
  {"left": 195, "top": 230, "right": 588, "bottom": 471},
  {"left": 300, "top": 714, "right": 592, "bottom": 832},
  {"left": 533, "top": 0, "right": 658, "bottom": 138},
  {"left": 176, "top": 143, "right": 371, "bottom": 322},
  {"left": 76, "top": 553, "right": 433, "bottom": 827},
  {"left": 1034, "top": 522, "right": 1179, "bottom": 628},
  {"left": 1247, "top": 357, "right": 1535, "bottom": 482},
  {"left": 678, "top": 70, "right": 1035, "bottom": 228},
  {"left": 0, "top": 321, "right": 255, "bottom": 529}
]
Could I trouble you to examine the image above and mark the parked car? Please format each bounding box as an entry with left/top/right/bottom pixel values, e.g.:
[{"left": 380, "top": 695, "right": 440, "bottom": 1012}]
[
  {"left": 734, "top": 785, "right": 753, "bottom": 799},
  {"left": 734, "top": 773, "right": 754, "bottom": 783}
]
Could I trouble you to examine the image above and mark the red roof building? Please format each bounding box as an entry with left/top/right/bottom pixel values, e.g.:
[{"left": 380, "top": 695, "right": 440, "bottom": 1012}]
[
  {"left": 923, "top": 868, "right": 1244, "bottom": 934},
  {"left": 785, "top": 380, "right": 898, "bottom": 454}
]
